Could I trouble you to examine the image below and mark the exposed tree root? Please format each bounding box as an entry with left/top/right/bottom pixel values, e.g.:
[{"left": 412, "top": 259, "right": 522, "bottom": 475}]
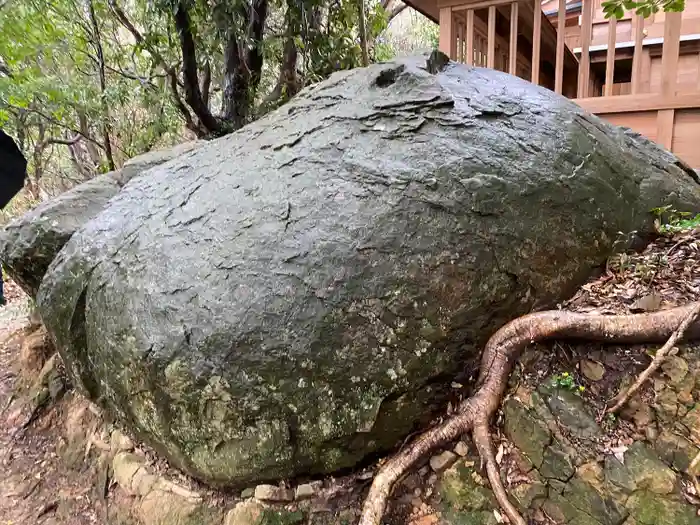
[
  {"left": 358, "top": 303, "right": 700, "bottom": 525},
  {"left": 607, "top": 302, "right": 700, "bottom": 414}
]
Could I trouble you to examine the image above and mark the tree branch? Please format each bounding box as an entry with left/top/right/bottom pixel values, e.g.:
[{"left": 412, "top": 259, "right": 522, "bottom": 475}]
[
  {"left": 107, "top": 0, "right": 200, "bottom": 135},
  {"left": 87, "top": 0, "right": 116, "bottom": 171},
  {"left": 7, "top": 103, "right": 106, "bottom": 151}
]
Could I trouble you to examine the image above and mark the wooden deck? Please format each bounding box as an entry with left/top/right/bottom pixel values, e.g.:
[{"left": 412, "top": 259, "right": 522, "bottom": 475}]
[{"left": 432, "top": 0, "right": 700, "bottom": 168}]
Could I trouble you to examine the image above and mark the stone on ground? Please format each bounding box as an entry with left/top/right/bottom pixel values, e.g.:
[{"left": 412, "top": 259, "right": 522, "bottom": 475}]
[
  {"left": 37, "top": 52, "right": 700, "bottom": 486},
  {"left": 0, "top": 141, "right": 203, "bottom": 297}
]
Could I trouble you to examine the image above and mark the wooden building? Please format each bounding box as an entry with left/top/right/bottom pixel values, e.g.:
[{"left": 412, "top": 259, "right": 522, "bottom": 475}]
[{"left": 400, "top": 0, "right": 700, "bottom": 168}]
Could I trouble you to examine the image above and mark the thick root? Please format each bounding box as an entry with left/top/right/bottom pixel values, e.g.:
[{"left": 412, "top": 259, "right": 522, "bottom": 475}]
[
  {"left": 607, "top": 302, "right": 700, "bottom": 414},
  {"left": 358, "top": 303, "right": 700, "bottom": 525}
]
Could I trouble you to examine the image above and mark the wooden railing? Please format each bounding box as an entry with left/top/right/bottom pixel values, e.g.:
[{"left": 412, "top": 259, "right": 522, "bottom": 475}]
[
  {"left": 438, "top": 0, "right": 700, "bottom": 167},
  {"left": 439, "top": 0, "right": 575, "bottom": 94}
]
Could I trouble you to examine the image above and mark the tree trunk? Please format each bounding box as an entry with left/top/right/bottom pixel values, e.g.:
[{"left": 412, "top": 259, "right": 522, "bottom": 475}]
[
  {"left": 221, "top": 0, "right": 268, "bottom": 130},
  {"left": 87, "top": 0, "right": 116, "bottom": 171},
  {"left": 173, "top": 0, "right": 221, "bottom": 135},
  {"left": 358, "top": 0, "right": 370, "bottom": 67}
]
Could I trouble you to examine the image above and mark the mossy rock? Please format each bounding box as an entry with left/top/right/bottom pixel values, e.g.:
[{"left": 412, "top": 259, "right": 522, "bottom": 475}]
[
  {"left": 439, "top": 462, "right": 496, "bottom": 513},
  {"left": 625, "top": 491, "right": 698, "bottom": 525},
  {"left": 256, "top": 509, "right": 305, "bottom": 525}
]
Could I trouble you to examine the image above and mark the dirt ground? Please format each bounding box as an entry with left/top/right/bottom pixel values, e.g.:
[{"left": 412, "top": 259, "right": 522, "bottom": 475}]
[{"left": 0, "top": 280, "right": 109, "bottom": 525}]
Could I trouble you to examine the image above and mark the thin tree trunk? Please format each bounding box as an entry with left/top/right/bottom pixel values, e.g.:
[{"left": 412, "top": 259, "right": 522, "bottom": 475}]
[
  {"left": 358, "top": 0, "right": 370, "bottom": 67},
  {"left": 87, "top": 0, "right": 115, "bottom": 171},
  {"left": 221, "top": 0, "right": 268, "bottom": 130},
  {"left": 173, "top": 0, "right": 220, "bottom": 135}
]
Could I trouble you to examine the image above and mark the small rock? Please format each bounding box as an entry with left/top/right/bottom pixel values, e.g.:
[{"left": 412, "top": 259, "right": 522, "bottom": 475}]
[
  {"left": 626, "top": 490, "right": 698, "bottom": 525},
  {"left": 254, "top": 484, "right": 294, "bottom": 502},
  {"left": 544, "top": 388, "right": 602, "bottom": 439},
  {"left": 295, "top": 483, "right": 317, "bottom": 500},
  {"left": 580, "top": 359, "right": 605, "bottom": 381},
  {"left": 240, "top": 487, "right": 255, "bottom": 499},
  {"left": 454, "top": 441, "right": 469, "bottom": 457},
  {"left": 430, "top": 450, "right": 458, "bottom": 473},
  {"left": 110, "top": 429, "right": 134, "bottom": 452},
  {"left": 224, "top": 500, "right": 264, "bottom": 525},
  {"left": 112, "top": 452, "right": 147, "bottom": 495},
  {"left": 620, "top": 399, "right": 655, "bottom": 429},
  {"left": 645, "top": 426, "right": 659, "bottom": 441},
  {"left": 503, "top": 398, "right": 551, "bottom": 468},
  {"left": 539, "top": 442, "right": 575, "bottom": 482},
  {"left": 684, "top": 406, "right": 700, "bottom": 442},
  {"left": 630, "top": 293, "right": 662, "bottom": 313},
  {"left": 661, "top": 356, "right": 689, "bottom": 384},
  {"left": 418, "top": 466, "right": 430, "bottom": 476}
]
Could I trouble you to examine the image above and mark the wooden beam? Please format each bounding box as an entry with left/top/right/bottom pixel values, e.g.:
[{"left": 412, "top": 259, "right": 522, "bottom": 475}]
[
  {"left": 531, "top": 0, "right": 541, "bottom": 84},
  {"left": 577, "top": 0, "right": 593, "bottom": 98},
  {"left": 555, "top": 0, "right": 566, "bottom": 94},
  {"left": 604, "top": 16, "right": 617, "bottom": 97},
  {"left": 631, "top": 15, "right": 644, "bottom": 94},
  {"left": 450, "top": 0, "right": 514, "bottom": 11},
  {"left": 661, "top": 11, "right": 683, "bottom": 96},
  {"left": 439, "top": 7, "right": 453, "bottom": 58},
  {"left": 466, "top": 9, "right": 475, "bottom": 65},
  {"left": 573, "top": 91, "right": 700, "bottom": 114},
  {"left": 509, "top": 1, "right": 518, "bottom": 75},
  {"left": 487, "top": 5, "right": 496, "bottom": 69}
]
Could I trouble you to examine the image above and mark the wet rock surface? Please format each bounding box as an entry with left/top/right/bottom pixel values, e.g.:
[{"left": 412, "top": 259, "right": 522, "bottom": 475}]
[{"left": 36, "top": 53, "right": 700, "bottom": 487}]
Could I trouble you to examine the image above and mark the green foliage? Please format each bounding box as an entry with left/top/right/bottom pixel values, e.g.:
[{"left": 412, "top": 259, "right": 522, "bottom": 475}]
[
  {"left": 651, "top": 205, "right": 700, "bottom": 233},
  {"left": 550, "top": 372, "right": 586, "bottom": 394},
  {"left": 602, "top": 0, "right": 685, "bottom": 20},
  {"left": 0, "top": 0, "right": 426, "bottom": 214}
]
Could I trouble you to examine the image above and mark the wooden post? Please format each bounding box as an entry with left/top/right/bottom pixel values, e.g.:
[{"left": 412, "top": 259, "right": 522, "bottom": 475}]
[
  {"left": 509, "top": 1, "right": 519, "bottom": 75},
  {"left": 657, "top": 11, "right": 683, "bottom": 150},
  {"left": 660, "top": 11, "right": 682, "bottom": 97},
  {"left": 439, "top": 8, "right": 453, "bottom": 58},
  {"left": 466, "top": 9, "right": 475, "bottom": 66},
  {"left": 555, "top": 0, "right": 566, "bottom": 94},
  {"left": 531, "top": 0, "right": 541, "bottom": 84},
  {"left": 577, "top": 0, "right": 593, "bottom": 98},
  {"left": 487, "top": 5, "right": 497, "bottom": 69},
  {"left": 458, "top": 22, "right": 465, "bottom": 62},
  {"left": 631, "top": 14, "right": 644, "bottom": 94},
  {"left": 604, "top": 16, "right": 617, "bottom": 96}
]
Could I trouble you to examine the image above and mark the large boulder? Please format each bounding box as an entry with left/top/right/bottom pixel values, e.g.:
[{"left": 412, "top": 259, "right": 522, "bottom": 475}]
[
  {"left": 0, "top": 141, "right": 203, "bottom": 296},
  {"left": 37, "top": 53, "right": 700, "bottom": 487}
]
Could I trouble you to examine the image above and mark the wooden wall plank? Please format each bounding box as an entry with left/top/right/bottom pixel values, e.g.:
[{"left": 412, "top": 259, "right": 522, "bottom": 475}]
[{"left": 657, "top": 108, "right": 675, "bottom": 149}]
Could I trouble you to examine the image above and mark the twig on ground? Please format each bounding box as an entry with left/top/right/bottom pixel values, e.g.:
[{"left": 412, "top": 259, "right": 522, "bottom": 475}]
[
  {"left": 607, "top": 302, "right": 700, "bottom": 414},
  {"left": 689, "top": 450, "right": 700, "bottom": 496},
  {"left": 358, "top": 303, "right": 700, "bottom": 525}
]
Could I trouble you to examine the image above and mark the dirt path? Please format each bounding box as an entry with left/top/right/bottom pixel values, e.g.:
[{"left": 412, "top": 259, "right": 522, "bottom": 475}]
[{"left": 0, "top": 282, "right": 103, "bottom": 525}]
